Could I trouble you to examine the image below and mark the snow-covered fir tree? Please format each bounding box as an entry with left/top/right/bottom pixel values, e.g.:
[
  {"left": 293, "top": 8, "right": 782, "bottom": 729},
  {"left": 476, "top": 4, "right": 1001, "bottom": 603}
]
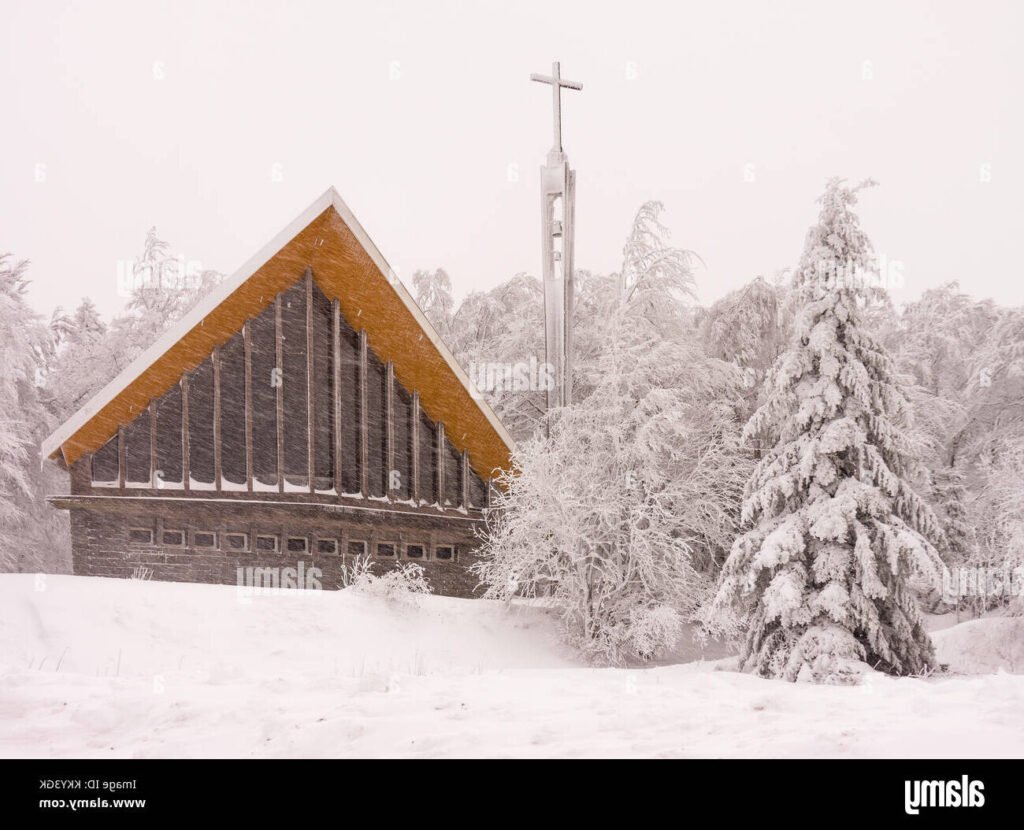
[{"left": 707, "top": 179, "right": 945, "bottom": 683}]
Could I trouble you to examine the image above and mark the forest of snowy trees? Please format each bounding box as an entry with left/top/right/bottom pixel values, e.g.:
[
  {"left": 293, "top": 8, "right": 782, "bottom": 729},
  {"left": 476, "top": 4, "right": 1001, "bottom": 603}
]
[{"left": 2, "top": 179, "right": 1022, "bottom": 681}]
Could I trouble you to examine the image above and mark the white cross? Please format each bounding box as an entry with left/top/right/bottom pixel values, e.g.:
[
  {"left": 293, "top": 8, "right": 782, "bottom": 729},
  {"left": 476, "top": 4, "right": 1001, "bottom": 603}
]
[{"left": 530, "top": 61, "right": 583, "bottom": 153}]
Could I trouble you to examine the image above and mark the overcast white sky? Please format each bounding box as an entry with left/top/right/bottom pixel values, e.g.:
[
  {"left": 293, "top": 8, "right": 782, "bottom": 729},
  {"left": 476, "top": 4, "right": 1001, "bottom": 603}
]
[{"left": 2, "top": 0, "right": 1022, "bottom": 321}]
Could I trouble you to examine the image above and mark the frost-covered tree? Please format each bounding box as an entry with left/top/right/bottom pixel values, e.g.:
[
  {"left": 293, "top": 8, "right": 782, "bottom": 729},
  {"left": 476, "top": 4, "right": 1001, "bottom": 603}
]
[
  {"left": 476, "top": 335, "right": 748, "bottom": 664},
  {"left": 475, "top": 206, "right": 750, "bottom": 664},
  {"left": 700, "top": 277, "right": 788, "bottom": 373},
  {"left": 451, "top": 274, "right": 547, "bottom": 441},
  {"left": 128, "top": 227, "right": 222, "bottom": 326},
  {"left": 46, "top": 298, "right": 119, "bottom": 420},
  {"left": 988, "top": 440, "right": 1024, "bottom": 616},
  {"left": 967, "top": 444, "right": 1024, "bottom": 617},
  {"left": 618, "top": 201, "right": 697, "bottom": 340},
  {"left": 707, "top": 179, "right": 944, "bottom": 683},
  {"left": 0, "top": 254, "right": 69, "bottom": 572},
  {"left": 0, "top": 255, "right": 39, "bottom": 568},
  {"left": 45, "top": 229, "right": 224, "bottom": 422},
  {"left": 957, "top": 307, "right": 1024, "bottom": 608},
  {"left": 412, "top": 268, "right": 455, "bottom": 343},
  {"left": 965, "top": 307, "right": 1024, "bottom": 462},
  {"left": 884, "top": 293, "right": 1024, "bottom": 610},
  {"left": 699, "top": 275, "right": 793, "bottom": 420},
  {"left": 878, "top": 283, "right": 999, "bottom": 569}
]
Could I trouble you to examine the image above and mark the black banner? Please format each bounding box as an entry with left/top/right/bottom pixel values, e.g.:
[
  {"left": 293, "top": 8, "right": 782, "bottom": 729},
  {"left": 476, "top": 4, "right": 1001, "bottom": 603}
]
[{"left": 2, "top": 759, "right": 1020, "bottom": 823}]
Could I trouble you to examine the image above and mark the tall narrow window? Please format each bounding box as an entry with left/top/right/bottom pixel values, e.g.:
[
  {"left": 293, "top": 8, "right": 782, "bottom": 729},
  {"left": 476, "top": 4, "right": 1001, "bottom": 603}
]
[
  {"left": 122, "top": 408, "right": 151, "bottom": 486},
  {"left": 311, "top": 281, "right": 335, "bottom": 490},
  {"left": 281, "top": 279, "right": 308, "bottom": 489},
  {"left": 418, "top": 412, "right": 436, "bottom": 504},
  {"left": 154, "top": 382, "right": 183, "bottom": 486},
  {"left": 188, "top": 359, "right": 215, "bottom": 486},
  {"left": 338, "top": 316, "right": 361, "bottom": 494},
  {"left": 92, "top": 435, "right": 119, "bottom": 484},
  {"left": 444, "top": 436, "right": 461, "bottom": 506},
  {"left": 468, "top": 468, "right": 487, "bottom": 508},
  {"left": 365, "top": 351, "right": 386, "bottom": 497},
  {"left": 393, "top": 384, "right": 412, "bottom": 500},
  {"left": 250, "top": 302, "right": 278, "bottom": 489},
  {"left": 220, "top": 332, "right": 247, "bottom": 487}
]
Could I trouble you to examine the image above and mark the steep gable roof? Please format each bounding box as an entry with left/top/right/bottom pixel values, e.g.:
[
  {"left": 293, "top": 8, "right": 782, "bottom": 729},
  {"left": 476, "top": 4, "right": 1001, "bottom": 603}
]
[{"left": 42, "top": 187, "right": 515, "bottom": 483}]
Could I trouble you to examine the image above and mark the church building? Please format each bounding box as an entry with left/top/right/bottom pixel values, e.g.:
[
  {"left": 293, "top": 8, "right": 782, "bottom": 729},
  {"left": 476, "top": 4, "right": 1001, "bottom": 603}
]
[{"left": 42, "top": 188, "right": 515, "bottom": 597}]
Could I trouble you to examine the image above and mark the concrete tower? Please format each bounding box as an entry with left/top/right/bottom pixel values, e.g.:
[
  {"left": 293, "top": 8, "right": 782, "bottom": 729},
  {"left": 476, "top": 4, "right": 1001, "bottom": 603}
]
[{"left": 530, "top": 61, "right": 582, "bottom": 416}]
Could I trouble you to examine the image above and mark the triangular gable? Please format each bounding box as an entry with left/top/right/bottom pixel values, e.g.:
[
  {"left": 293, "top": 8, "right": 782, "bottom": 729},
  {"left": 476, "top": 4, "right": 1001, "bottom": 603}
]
[{"left": 42, "top": 187, "right": 515, "bottom": 484}]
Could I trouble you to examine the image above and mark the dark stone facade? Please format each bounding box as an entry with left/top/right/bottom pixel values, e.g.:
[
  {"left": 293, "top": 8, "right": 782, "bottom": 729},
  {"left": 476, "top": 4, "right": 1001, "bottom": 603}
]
[
  {"left": 50, "top": 269, "right": 500, "bottom": 600},
  {"left": 59, "top": 496, "right": 485, "bottom": 598}
]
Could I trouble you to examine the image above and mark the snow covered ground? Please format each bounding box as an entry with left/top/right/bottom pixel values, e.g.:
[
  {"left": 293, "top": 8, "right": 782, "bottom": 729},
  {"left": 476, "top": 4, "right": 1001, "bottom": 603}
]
[{"left": 1, "top": 574, "right": 1022, "bottom": 758}]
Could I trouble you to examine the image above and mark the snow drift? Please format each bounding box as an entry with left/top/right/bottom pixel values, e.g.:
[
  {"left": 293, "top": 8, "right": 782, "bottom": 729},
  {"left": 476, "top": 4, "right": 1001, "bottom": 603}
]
[{"left": 1, "top": 574, "right": 1022, "bottom": 758}]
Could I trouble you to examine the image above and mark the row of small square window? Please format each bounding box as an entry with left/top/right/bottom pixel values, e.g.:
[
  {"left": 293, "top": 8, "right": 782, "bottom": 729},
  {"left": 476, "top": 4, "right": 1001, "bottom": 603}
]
[{"left": 127, "top": 528, "right": 455, "bottom": 561}]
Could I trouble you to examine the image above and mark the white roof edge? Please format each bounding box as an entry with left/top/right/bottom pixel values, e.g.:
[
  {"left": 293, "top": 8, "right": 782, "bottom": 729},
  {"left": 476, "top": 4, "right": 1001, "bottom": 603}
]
[{"left": 42, "top": 186, "right": 515, "bottom": 462}]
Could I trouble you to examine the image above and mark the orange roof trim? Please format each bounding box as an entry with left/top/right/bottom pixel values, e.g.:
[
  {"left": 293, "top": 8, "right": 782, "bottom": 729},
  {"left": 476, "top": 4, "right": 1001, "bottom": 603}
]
[{"left": 42, "top": 188, "right": 515, "bottom": 483}]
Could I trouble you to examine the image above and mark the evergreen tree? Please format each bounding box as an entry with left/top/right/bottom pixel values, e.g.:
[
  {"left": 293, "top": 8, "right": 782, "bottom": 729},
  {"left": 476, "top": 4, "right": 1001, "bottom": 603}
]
[{"left": 708, "top": 179, "right": 944, "bottom": 683}]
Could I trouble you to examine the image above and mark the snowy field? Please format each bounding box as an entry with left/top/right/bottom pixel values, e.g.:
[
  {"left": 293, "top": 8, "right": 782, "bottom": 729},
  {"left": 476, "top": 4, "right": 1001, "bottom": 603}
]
[{"left": 0, "top": 574, "right": 1022, "bottom": 758}]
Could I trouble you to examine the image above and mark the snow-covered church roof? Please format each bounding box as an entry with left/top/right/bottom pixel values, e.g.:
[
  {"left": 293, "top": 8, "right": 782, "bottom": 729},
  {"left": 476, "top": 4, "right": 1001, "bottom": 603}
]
[{"left": 42, "top": 187, "right": 514, "bottom": 484}]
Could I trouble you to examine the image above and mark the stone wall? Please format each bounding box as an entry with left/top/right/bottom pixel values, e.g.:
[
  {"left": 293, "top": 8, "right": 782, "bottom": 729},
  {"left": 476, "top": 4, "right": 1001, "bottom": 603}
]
[{"left": 68, "top": 503, "right": 485, "bottom": 598}]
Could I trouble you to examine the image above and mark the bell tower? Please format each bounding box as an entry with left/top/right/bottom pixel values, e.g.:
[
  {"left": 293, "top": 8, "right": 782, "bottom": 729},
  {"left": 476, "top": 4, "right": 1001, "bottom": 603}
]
[{"left": 530, "top": 61, "right": 582, "bottom": 415}]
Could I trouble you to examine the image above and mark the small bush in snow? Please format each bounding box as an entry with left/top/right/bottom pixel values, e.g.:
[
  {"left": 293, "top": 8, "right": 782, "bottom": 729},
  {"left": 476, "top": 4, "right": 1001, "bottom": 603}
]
[
  {"left": 628, "top": 605, "right": 685, "bottom": 661},
  {"left": 338, "top": 554, "right": 375, "bottom": 589},
  {"left": 346, "top": 558, "right": 432, "bottom": 605}
]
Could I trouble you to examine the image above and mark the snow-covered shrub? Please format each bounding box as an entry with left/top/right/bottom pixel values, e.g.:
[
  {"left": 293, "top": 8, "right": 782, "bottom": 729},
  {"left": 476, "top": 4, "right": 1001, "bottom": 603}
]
[
  {"left": 129, "top": 565, "right": 153, "bottom": 581},
  {"left": 628, "top": 605, "right": 685, "bottom": 661},
  {"left": 346, "top": 559, "right": 432, "bottom": 605},
  {"left": 706, "top": 179, "right": 944, "bottom": 683},
  {"left": 338, "top": 553, "right": 375, "bottom": 589}
]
